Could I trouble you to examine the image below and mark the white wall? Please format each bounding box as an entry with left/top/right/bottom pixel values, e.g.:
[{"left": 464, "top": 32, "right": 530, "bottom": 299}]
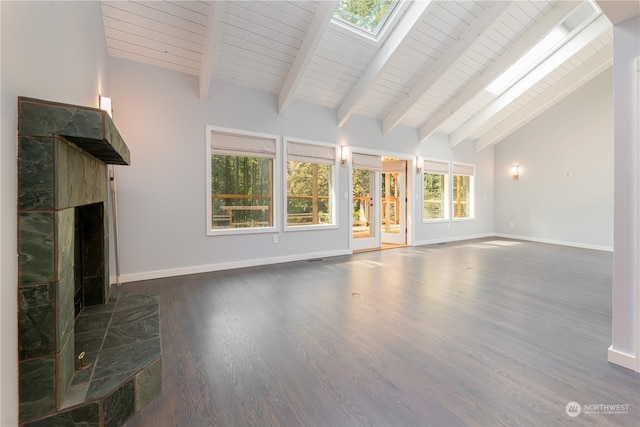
[
  {"left": 609, "top": 15, "right": 640, "bottom": 372},
  {"left": 494, "top": 68, "right": 614, "bottom": 251},
  {"left": 0, "top": 2, "right": 110, "bottom": 424},
  {"left": 108, "top": 57, "right": 494, "bottom": 282}
]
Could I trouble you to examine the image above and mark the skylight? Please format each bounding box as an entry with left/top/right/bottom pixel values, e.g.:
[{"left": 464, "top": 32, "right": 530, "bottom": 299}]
[
  {"left": 486, "top": 27, "right": 568, "bottom": 95},
  {"left": 333, "top": 0, "right": 400, "bottom": 39},
  {"left": 485, "top": 1, "right": 601, "bottom": 97}
]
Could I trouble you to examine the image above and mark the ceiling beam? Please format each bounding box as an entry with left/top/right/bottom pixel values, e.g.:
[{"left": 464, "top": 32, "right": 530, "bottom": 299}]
[
  {"left": 450, "top": 14, "right": 611, "bottom": 147},
  {"left": 382, "top": 1, "right": 512, "bottom": 135},
  {"left": 279, "top": 1, "right": 338, "bottom": 114},
  {"left": 336, "top": 0, "right": 434, "bottom": 128},
  {"left": 199, "top": 0, "right": 225, "bottom": 100},
  {"left": 418, "top": 0, "right": 582, "bottom": 142},
  {"left": 475, "top": 44, "right": 613, "bottom": 151}
]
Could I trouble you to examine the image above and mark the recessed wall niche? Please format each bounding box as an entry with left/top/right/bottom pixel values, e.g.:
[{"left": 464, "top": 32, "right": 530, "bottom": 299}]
[{"left": 17, "top": 97, "right": 161, "bottom": 427}]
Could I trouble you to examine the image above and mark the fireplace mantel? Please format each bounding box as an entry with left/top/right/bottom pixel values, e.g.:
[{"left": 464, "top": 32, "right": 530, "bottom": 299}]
[{"left": 18, "top": 97, "right": 130, "bottom": 166}]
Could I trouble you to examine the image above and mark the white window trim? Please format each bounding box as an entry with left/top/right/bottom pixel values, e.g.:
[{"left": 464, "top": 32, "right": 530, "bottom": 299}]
[
  {"left": 421, "top": 158, "right": 451, "bottom": 223},
  {"left": 330, "top": 0, "right": 409, "bottom": 46},
  {"left": 283, "top": 137, "right": 339, "bottom": 232},
  {"left": 206, "top": 125, "right": 281, "bottom": 236},
  {"left": 451, "top": 162, "right": 475, "bottom": 221}
]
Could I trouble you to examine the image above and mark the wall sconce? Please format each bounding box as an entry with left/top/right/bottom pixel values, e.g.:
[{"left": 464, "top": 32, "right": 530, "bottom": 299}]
[
  {"left": 512, "top": 165, "right": 519, "bottom": 180},
  {"left": 340, "top": 146, "right": 350, "bottom": 166},
  {"left": 416, "top": 156, "right": 424, "bottom": 174},
  {"left": 99, "top": 95, "right": 112, "bottom": 118}
]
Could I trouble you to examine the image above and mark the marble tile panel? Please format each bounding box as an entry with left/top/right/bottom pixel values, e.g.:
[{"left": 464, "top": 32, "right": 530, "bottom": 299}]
[
  {"left": 69, "top": 350, "right": 98, "bottom": 386},
  {"left": 57, "top": 271, "right": 74, "bottom": 351},
  {"left": 55, "top": 139, "right": 70, "bottom": 210},
  {"left": 19, "top": 284, "right": 55, "bottom": 359},
  {"left": 19, "top": 211, "right": 54, "bottom": 285},
  {"left": 103, "top": 304, "right": 159, "bottom": 350},
  {"left": 85, "top": 371, "right": 132, "bottom": 402},
  {"left": 59, "top": 384, "right": 89, "bottom": 410},
  {"left": 18, "top": 136, "right": 54, "bottom": 209},
  {"left": 58, "top": 142, "right": 108, "bottom": 209},
  {"left": 74, "top": 329, "right": 105, "bottom": 354},
  {"left": 91, "top": 337, "right": 161, "bottom": 381},
  {"left": 19, "top": 99, "right": 102, "bottom": 140},
  {"left": 56, "top": 142, "right": 98, "bottom": 209},
  {"left": 74, "top": 310, "right": 111, "bottom": 335},
  {"left": 21, "top": 402, "right": 100, "bottom": 427},
  {"left": 56, "top": 208, "right": 74, "bottom": 281},
  {"left": 19, "top": 357, "right": 56, "bottom": 423},
  {"left": 135, "top": 358, "right": 162, "bottom": 411},
  {"left": 104, "top": 380, "right": 135, "bottom": 427},
  {"left": 56, "top": 332, "right": 74, "bottom": 406}
]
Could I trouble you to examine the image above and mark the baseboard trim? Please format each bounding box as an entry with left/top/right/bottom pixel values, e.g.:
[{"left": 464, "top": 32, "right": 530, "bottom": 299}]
[
  {"left": 113, "top": 249, "right": 351, "bottom": 284},
  {"left": 413, "top": 233, "right": 494, "bottom": 247},
  {"left": 494, "top": 233, "right": 613, "bottom": 252},
  {"left": 607, "top": 346, "right": 638, "bottom": 372},
  {"left": 113, "top": 234, "right": 612, "bottom": 284}
]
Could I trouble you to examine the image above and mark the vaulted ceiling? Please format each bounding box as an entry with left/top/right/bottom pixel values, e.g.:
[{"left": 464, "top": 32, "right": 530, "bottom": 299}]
[{"left": 101, "top": 0, "right": 613, "bottom": 151}]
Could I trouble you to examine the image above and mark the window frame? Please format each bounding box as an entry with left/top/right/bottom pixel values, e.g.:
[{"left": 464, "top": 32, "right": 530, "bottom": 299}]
[
  {"left": 451, "top": 162, "right": 475, "bottom": 221},
  {"left": 206, "top": 125, "right": 281, "bottom": 236},
  {"left": 283, "top": 137, "right": 338, "bottom": 232},
  {"left": 330, "top": 0, "right": 409, "bottom": 45},
  {"left": 421, "top": 159, "right": 450, "bottom": 223}
]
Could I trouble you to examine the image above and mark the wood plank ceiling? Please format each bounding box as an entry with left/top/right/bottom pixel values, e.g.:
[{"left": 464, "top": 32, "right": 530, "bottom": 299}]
[{"left": 101, "top": 0, "right": 613, "bottom": 150}]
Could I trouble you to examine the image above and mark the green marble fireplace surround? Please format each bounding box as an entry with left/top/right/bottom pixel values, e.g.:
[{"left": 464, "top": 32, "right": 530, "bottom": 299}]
[{"left": 17, "top": 97, "right": 161, "bottom": 426}]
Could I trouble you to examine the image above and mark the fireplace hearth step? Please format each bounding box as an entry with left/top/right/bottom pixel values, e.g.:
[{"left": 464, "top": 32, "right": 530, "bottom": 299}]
[{"left": 21, "top": 293, "right": 162, "bottom": 427}]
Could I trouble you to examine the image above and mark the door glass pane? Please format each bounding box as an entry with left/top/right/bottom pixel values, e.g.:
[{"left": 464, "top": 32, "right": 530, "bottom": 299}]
[
  {"left": 352, "top": 168, "right": 373, "bottom": 239},
  {"left": 382, "top": 172, "right": 399, "bottom": 234}
]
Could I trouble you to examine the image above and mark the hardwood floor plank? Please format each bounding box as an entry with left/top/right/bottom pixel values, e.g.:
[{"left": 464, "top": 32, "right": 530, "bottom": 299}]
[{"left": 120, "top": 238, "right": 639, "bottom": 427}]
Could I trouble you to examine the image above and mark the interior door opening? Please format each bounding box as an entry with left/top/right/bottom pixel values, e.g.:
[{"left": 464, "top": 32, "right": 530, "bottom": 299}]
[{"left": 351, "top": 154, "right": 407, "bottom": 252}]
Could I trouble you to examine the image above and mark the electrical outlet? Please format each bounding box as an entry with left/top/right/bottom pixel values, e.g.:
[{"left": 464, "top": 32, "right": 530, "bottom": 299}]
[
  {"left": 509, "top": 222, "right": 515, "bottom": 228},
  {"left": 272, "top": 235, "right": 278, "bottom": 244}
]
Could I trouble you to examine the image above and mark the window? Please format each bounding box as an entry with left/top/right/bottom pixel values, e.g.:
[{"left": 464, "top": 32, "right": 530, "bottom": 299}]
[
  {"left": 206, "top": 127, "right": 278, "bottom": 234},
  {"left": 333, "top": 0, "right": 400, "bottom": 39},
  {"left": 285, "top": 140, "right": 336, "bottom": 228},
  {"left": 452, "top": 163, "right": 475, "bottom": 219},
  {"left": 422, "top": 160, "right": 449, "bottom": 221}
]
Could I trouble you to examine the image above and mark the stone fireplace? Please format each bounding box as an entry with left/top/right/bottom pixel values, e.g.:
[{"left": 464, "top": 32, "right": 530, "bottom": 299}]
[{"left": 17, "top": 98, "right": 161, "bottom": 426}]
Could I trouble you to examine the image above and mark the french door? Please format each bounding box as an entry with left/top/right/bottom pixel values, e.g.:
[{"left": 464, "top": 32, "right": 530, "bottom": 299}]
[
  {"left": 381, "top": 159, "right": 406, "bottom": 245},
  {"left": 351, "top": 154, "right": 381, "bottom": 251}
]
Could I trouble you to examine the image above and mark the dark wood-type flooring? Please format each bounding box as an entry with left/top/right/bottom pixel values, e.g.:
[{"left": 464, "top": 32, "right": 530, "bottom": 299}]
[{"left": 119, "top": 238, "right": 639, "bottom": 427}]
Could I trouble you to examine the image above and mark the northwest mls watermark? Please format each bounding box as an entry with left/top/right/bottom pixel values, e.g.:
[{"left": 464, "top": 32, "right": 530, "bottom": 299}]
[{"left": 566, "top": 401, "right": 630, "bottom": 417}]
